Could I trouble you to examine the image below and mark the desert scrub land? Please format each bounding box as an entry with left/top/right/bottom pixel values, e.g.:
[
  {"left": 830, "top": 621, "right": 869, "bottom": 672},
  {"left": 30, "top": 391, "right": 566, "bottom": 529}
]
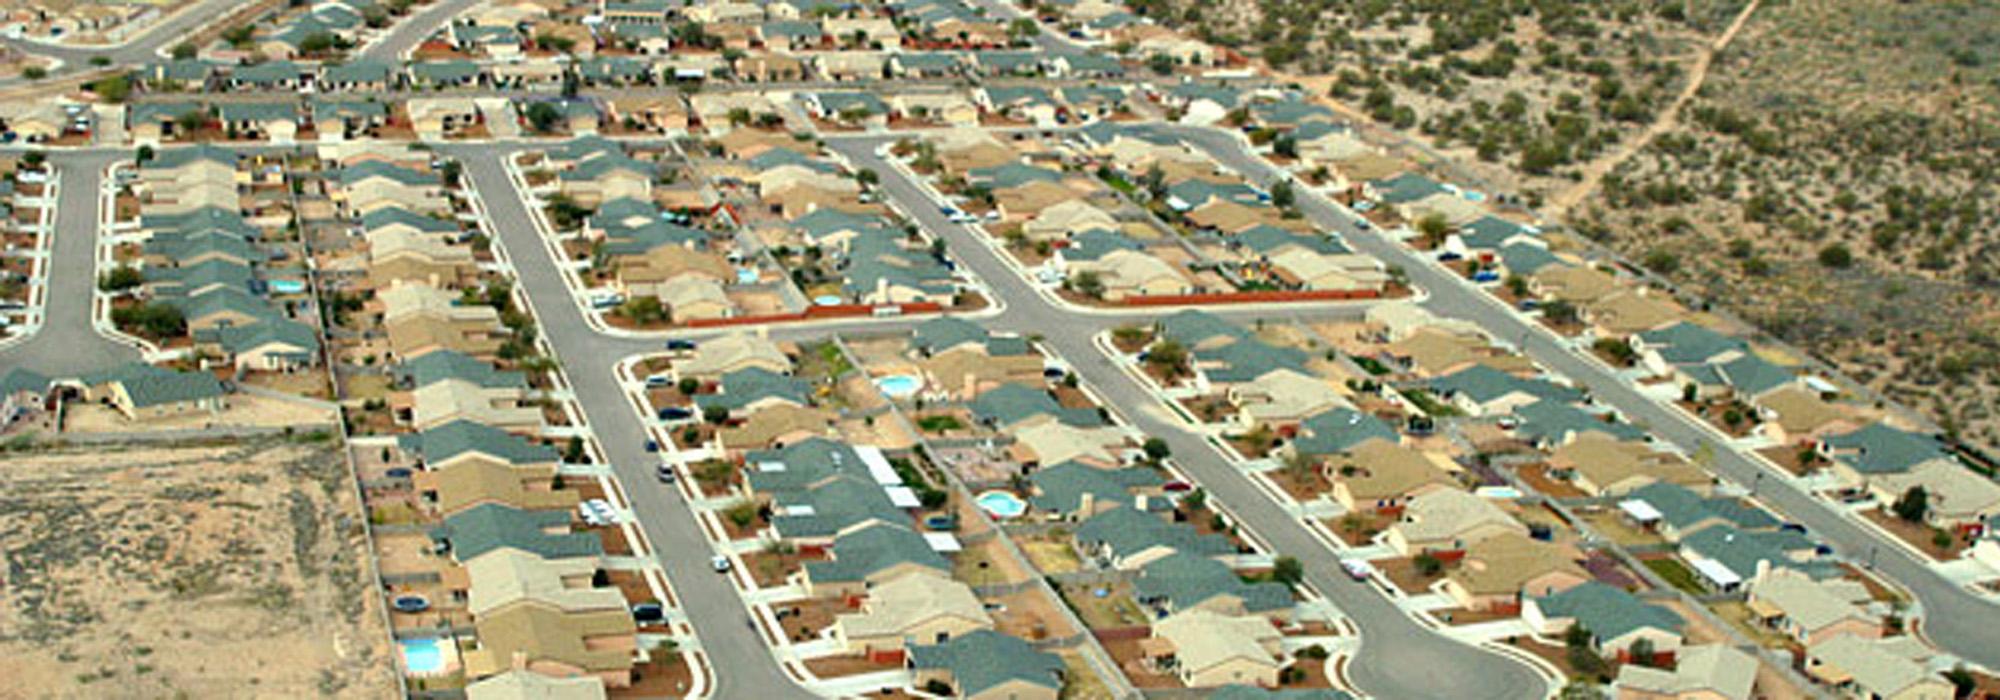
[
  {"left": 1574, "top": 0, "right": 2000, "bottom": 449},
  {"left": 0, "top": 436, "right": 394, "bottom": 698},
  {"left": 1127, "top": 0, "right": 1747, "bottom": 191}
]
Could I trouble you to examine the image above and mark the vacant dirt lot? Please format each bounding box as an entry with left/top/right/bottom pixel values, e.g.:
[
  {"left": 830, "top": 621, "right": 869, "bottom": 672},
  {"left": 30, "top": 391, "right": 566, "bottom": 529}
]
[{"left": 0, "top": 437, "right": 394, "bottom": 698}]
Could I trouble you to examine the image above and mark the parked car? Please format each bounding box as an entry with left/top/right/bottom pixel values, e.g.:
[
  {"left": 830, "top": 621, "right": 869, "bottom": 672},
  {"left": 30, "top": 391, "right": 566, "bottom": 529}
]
[
  {"left": 645, "top": 374, "right": 673, "bottom": 387},
  {"left": 710, "top": 555, "right": 732, "bottom": 573},
  {"left": 658, "top": 406, "right": 694, "bottom": 421},
  {"left": 644, "top": 439, "right": 660, "bottom": 453},
  {"left": 656, "top": 464, "right": 677, "bottom": 483},
  {"left": 631, "top": 602, "right": 664, "bottom": 623},
  {"left": 664, "top": 339, "right": 697, "bottom": 352},
  {"left": 1341, "top": 560, "right": 1374, "bottom": 581}
]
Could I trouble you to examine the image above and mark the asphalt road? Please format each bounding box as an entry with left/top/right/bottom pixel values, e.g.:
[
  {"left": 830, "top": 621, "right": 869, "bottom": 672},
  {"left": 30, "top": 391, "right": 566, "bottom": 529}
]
[
  {"left": 0, "top": 151, "right": 141, "bottom": 377},
  {"left": 0, "top": 0, "right": 239, "bottom": 68},
  {"left": 451, "top": 145, "right": 821, "bottom": 700},
  {"left": 825, "top": 136, "right": 1554, "bottom": 700},
  {"left": 1156, "top": 124, "right": 2000, "bottom": 672},
  {"left": 357, "top": 0, "right": 481, "bottom": 63}
]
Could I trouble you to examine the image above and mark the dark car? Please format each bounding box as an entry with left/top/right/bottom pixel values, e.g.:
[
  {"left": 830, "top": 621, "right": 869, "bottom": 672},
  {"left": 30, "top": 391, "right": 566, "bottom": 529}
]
[
  {"left": 658, "top": 406, "right": 694, "bottom": 421},
  {"left": 665, "top": 339, "right": 698, "bottom": 351},
  {"left": 644, "top": 439, "right": 660, "bottom": 453},
  {"left": 631, "top": 603, "right": 664, "bottom": 623}
]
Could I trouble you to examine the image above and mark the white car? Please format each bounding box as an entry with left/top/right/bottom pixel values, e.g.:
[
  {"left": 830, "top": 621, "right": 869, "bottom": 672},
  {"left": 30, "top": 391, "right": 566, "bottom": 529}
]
[
  {"left": 1341, "top": 560, "right": 1374, "bottom": 581},
  {"left": 710, "top": 555, "right": 732, "bottom": 573},
  {"left": 579, "top": 499, "right": 616, "bottom": 526}
]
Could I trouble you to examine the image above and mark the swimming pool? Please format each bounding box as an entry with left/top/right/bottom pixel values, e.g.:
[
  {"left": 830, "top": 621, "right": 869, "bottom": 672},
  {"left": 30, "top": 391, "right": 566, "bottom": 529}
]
[
  {"left": 268, "top": 279, "right": 306, "bottom": 294},
  {"left": 975, "top": 491, "right": 1027, "bottom": 519},
  {"left": 400, "top": 638, "right": 445, "bottom": 675},
  {"left": 874, "top": 374, "right": 922, "bottom": 398},
  {"left": 813, "top": 295, "right": 843, "bottom": 306}
]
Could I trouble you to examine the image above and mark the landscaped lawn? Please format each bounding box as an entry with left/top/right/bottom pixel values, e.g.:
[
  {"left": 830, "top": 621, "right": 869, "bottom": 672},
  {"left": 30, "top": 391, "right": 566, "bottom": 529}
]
[
  {"left": 918, "top": 415, "right": 963, "bottom": 433},
  {"left": 1020, "top": 540, "right": 1081, "bottom": 574},
  {"left": 1644, "top": 557, "right": 1704, "bottom": 595}
]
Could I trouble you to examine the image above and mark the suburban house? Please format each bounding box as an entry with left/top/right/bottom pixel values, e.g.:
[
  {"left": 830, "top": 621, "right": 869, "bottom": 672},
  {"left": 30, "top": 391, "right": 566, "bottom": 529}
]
[
  {"left": 1745, "top": 568, "right": 1880, "bottom": 646},
  {"left": 1383, "top": 487, "right": 1526, "bottom": 555},
  {"left": 907, "top": 630, "right": 1064, "bottom": 700},
  {"left": 1613, "top": 644, "right": 1758, "bottom": 700},
  {"left": 832, "top": 570, "right": 993, "bottom": 660},
  {"left": 1149, "top": 609, "right": 1284, "bottom": 688},
  {"left": 1439, "top": 533, "right": 1589, "bottom": 613},
  {"left": 1524, "top": 583, "right": 1684, "bottom": 663},
  {"left": 1803, "top": 635, "right": 1952, "bottom": 700}
]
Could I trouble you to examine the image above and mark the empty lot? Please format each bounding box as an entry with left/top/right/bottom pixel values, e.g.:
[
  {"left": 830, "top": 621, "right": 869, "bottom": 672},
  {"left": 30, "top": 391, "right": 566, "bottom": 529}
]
[{"left": 0, "top": 437, "right": 393, "bottom": 698}]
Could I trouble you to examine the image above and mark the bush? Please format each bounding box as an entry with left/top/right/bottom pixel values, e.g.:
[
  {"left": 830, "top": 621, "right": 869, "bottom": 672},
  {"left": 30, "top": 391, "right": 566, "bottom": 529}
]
[
  {"left": 111, "top": 302, "right": 185, "bottom": 339},
  {"left": 1818, "top": 243, "right": 1854, "bottom": 269},
  {"left": 97, "top": 266, "right": 143, "bottom": 292}
]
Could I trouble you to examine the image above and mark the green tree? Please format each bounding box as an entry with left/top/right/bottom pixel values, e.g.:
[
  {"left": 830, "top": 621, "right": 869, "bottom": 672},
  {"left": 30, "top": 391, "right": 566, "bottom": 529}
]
[
  {"left": 91, "top": 74, "right": 132, "bottom": 103},
  {"left": 21, "top": 66, "right": 44, "bottom": 80},
  {"left": 1818, "top": 243, "right": 1854, "bottom": 269},
  {"left": 1413, "top": 553, "right": 1444, "bottom": 577},
  {"left": 1071, "top": 270, "right": 1105, "bottom": 298},
  {"left": 298, "top": 31, "right": 339, "bottom": 56},
  {"left": 617, "top": 296, "right": 669, "bottom": 325},
  {"left": 1415, "top": 213, "right": 1451, "bottom": 245},
  {"left": 702, "top": 405, "right": 730, "bottom": 425},
  {"left": 1270, "top": 179, "right": 1295, "bottom": 209},
  {"left": 171, "top": 42, "right": 198, "bottom": 60},
  {"left": 135, "top": 145, "right": 155, "bottom": 164},
  {"left": 97, "top": 266, "right": 144, "bottom": 292},
  {"left": 1271, "top": 555, "right": 1303, "bottom": 586},
  {"left": 222, "top": 24, "right": 255, "bottom": 49},
  {"left": 1142, "top": 437, "right": 1171, "bottom": 462},
  {"left": 1893, "top": 485, "right": 1929, "bottom": 523},
  {"left": 1145, "top": 339, "right": 1187, "bottom": 378},
  {"left": 525, "top": 101, "right": 564, "bottom": 133},
  {"left": 678, "top": 377, "right": 700, "bottom": 396}
]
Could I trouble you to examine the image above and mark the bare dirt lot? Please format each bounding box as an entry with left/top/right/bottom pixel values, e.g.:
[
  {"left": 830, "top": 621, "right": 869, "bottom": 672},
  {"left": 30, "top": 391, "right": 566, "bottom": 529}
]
[{"left": 0, "top": 437, "right": 395, "bottom": 698}]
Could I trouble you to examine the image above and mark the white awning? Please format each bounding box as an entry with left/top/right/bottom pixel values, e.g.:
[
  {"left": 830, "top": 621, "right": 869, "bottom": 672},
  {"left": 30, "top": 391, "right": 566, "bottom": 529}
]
[
  {"left": 856, "top": 445, "right": 900, "bottom": 486},
  {"left": 922, "top": 532, "right": 961, "bottom": 553},
  {"left": 883, "top": 485, "right": 922, "bottom": 509},
  {"left": 1618, "top": 499, "right": 1662, "bottom": 523},
  {"left": 1689, "top": 557, "right": 1741, "bottom": 588}
]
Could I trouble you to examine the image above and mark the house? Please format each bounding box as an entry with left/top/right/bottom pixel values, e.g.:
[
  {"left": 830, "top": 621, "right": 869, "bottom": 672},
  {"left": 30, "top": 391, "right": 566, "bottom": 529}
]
[
  {"left": 198, "top": 319, "right": 322, "bottom": 372},
  {"left": 692, "top": 367, "right": 811, "bottom": 417},
  {"left": 1745, "top": 568, "right": 1879, "bottom": 646},
  {"left": 79, "top": 363, "right": 227, "bottom": 420},
  {"left": 1023, "top": 199, "right": 1118, "bottom": 241},
  {"left": 1428, "top": 364, "right": 1583, "bottom": 417},
  {"left": 1548, "top": 432, "right": 1708, "bottom": 497},
  {"left": 890, "top": 51, "right": 965, "bottom": 79},
  {"left": 403, "top": 352, "right": 543, "bottom": 432},
  {"left": 313, "top": 99, "right": 389, "bottom": 140},
  {"left": 833, "top": 570, "right": 993, "bottom": 658},
  {"left": 380, "top": 281, "right": 510, "bottom": 359},
  {"left": 1817, "top": 422, "right": 1957, "bottom": 490},
  {"left": 1441, "top": 533, "right": 1590, "bottom": 613},
  {"left": 464, "top": 671, "right": 607, "bottom": 700},
  {"left": 1150, "top": 610, "right": 1283, "bottom": 688},
  {"left": 1613, "top": 644, "right": 1758, "bottom": 700},
  {"left": 399, "top": 419, "right": 559, "bottom": 473},
  {"left": 1008, "top": 419, "right": 1129, "bottom": 468},
  {"left": 1863, "top": 459, "right": 2000, "bottom": 530},
  {"left": 716, "top": 404, "right": 837, "bottom": 452},
  {"left": 1525, "top": 582, "right": 1684, "bottom": 662},
  {"left": 1618, "top": 482, "right": 1778, "bottom": 542},
  {"left": 802, "top": 521, "right": 951, "bottom": 595},
  {"left": 1511, "top": 399, "right": 1648, "bottom": 448},
  {"left": 1226, "top": 367, "right": 1348, "bottom": 427},
  {"left": 815, "top": 51, "right": 887, "bottom": 82},
  {"left": 1027, "top": 462, "right": 1162, "bottom": 519},
  {"left": 908, "top": 631, "right": 1064, "bottom": 700},
  {"left": 675, "top": 331, "right": 790, "bottom": 377},
  {"left": 408, "top": 98, "right": 483, "bottom": 139},
  {"left": 969, "top": 383, "right": 1102, "bottom": 431},
  {"left": 1804, "top": 635, "right": 1952, "bottom": 700},
  {"left": 888, "top": 92, "right": 980, "bottom": 126},
  {"left": 430, "top": 503, "right": 602, "bottom": 563},
  {"left": 1286, "top": 408, "right": 1400, "bottom": 461},
  {"left": 215, "top": 102, "right": 300, "bottom": 142},
  {"left": 461, "top": 547, "right": 622, "bottom": 619},
  {"left": 320, "top": 58, "right": 392, "bottom": 92},
  {"left": 607, "top": 95, "right": 690, "bottom": 133},
  {"left": 460, "top": 603, "right": 638, "bottom": 688},
  {"left": 1384, "top": 487, "right": 1526, "bottom": 555},
  {"left": 1324, "top": 440, "right": 1456, "bottom": 512},
  {"left": 367, "top": 227, "right": 476, "bottom": 288},
  {"left": 1133, "top": 551, "right": 1293, "bottom": 618},
  {"left": 1678, "top": 524, "right": 1829, "bottom": 592},
  {"left": 1266, "top": 247, "right": 1388, "bottom": 291},
  {"left": 415, "top": 449, "right": 577, "bottom": 516},
  {"left": 1753, "top": 386, "right": 1859, "bottom": 446},
  {"left": 1073, "top": 507, "right": 1232, "bottom": 570}
]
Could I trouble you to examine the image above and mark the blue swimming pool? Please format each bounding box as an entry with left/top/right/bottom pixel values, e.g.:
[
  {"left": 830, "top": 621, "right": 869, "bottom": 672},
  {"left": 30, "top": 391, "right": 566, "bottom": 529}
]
[
  {"left": 400, "top": 638, "right": 445, "bottom": 674},
  {"left": 268, "top": 279, "right": 306, "bottom": 294},
  {"left": 975, "top": 491, "right": 1027, "bottom": 518},
  {"left": 874, "top": 374, "right": 922, "bottom": 398},
  {"left": 814, "top": 295, "right": 843, "bottom": 306}
]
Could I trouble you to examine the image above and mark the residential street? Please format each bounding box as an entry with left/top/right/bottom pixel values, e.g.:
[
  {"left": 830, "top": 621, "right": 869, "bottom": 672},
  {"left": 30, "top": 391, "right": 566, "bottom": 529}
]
[
  {"left": 1155, "top": 124, "right": 2000, "bottom": 672},
  {"left": 455, "top": 145, "right": 819, "bottom": 700},
  {"left": 823, "top": 138, "right": 1556, "bottom": 700},
  {"left": 0, "top": 152, "right": 140, "bottom": 376},
  {"left": 0, "top": 0, "right": 242, "bottom": 68}
]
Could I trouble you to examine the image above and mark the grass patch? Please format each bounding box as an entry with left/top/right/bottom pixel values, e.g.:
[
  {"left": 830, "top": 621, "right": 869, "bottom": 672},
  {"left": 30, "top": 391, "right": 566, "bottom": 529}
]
[
  {"left": 918, "top": 415, "right": 964, "bottom": 433},
  {"left": 1644, "top": 558, "right": 1704, "bottom": 595}
]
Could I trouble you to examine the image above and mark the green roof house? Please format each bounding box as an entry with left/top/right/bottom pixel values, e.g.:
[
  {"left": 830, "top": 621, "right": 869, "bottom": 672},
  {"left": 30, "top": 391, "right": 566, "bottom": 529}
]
[
  {"left": 431, "top": 503, "right": 602, "bottom": 562},
  {"left": 909, "top": 631, "right": 1065, "bottom": 699}
]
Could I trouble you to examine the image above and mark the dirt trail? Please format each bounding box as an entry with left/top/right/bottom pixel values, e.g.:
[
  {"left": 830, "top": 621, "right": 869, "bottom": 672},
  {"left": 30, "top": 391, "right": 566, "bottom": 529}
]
[{"left": 1543, "top": 0, "right": 1763, "bottom": 218}]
